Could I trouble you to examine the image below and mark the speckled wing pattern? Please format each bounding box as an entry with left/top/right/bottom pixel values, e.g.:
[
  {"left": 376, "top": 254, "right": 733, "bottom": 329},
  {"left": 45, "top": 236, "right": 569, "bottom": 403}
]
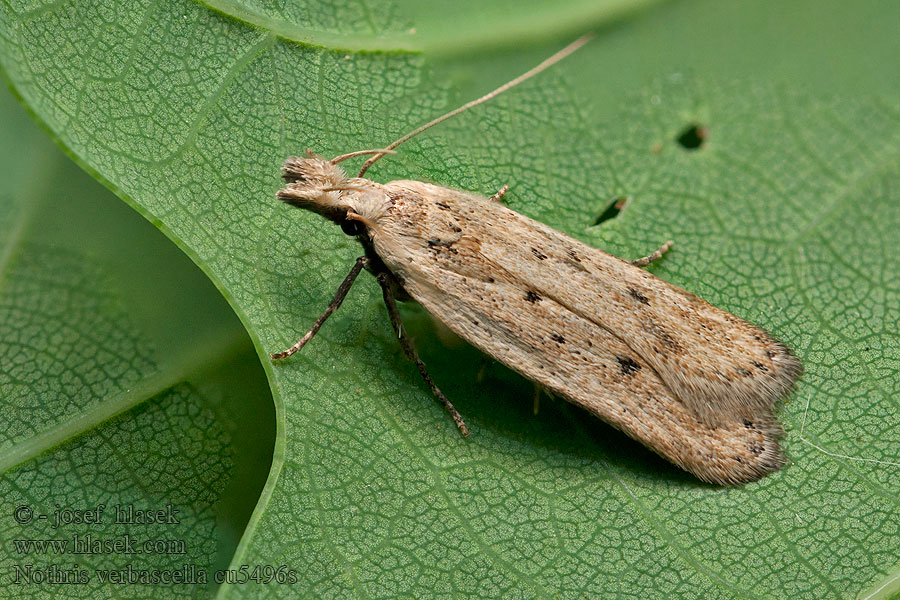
[{"left": 371, "top": 181, "right": 802, "bottom": 485}]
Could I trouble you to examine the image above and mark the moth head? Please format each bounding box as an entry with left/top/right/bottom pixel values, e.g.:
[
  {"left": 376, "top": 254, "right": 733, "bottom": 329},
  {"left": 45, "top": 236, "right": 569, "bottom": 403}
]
[
  {"left": 277, "top": 150, "right": 390, "bottom": 237},
  {"left": 277, "top": 150, "right": 353, "bottom": 223}
]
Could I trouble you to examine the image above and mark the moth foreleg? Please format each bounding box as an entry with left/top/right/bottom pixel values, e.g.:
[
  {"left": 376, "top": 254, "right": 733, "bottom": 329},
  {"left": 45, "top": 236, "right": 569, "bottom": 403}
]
[
  {"left": 376, "top": 271, "right": 470, "bottom": 437},
  {"left": 271, "top": 256, "right": 369, "bottom": 360},
  {"left": 488, "top": 184, "right": 510, "bottom": 203},
  {"left": 630, "top": 240, "right": 674, "bottom": 267}
]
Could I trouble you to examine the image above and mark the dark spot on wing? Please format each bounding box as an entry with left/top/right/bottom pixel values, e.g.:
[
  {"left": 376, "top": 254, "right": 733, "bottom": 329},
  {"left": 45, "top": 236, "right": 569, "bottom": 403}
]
[
  {"left": 563, "top": 249, "right": 588, "bottom": 272},
  {"left": 525, "top": 291, "right": 542, "bottom": 303},
  {"left": 435, "top": 202, "right": 451, "bottom": 209},
  {"left": 551, "top": 334, "right": 565, "bottom": 344},
  {"left": 751, "top": 361, "right": 768, "bottom": 372},
  {"left": 653, "top": 326, "right": 681, "bottom": 351},
  {"left": 749, "top": 444, "right": 763, "bottom": 456},
  {"left": 427, "top": 239, "right": 458, "bottom": 254},
  {"left": 531, "top": 248, "right": 548, "bottom": 260},
  {"left": 738, "top": 368, "right": 752, "bottom": 377},
  {"left": 743, "top": 419, "right": 755, "bottom": 429},
  {"left": 617, "top": 356, "right": 641, "bottom": 376},
  {"left": 629, "top": 287, "right": 650, "bottom": 305}
]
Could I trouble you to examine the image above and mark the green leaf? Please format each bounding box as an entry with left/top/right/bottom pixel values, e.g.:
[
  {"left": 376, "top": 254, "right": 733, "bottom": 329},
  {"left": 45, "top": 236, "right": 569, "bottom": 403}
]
[
  {"left": 197, "top": 0, "right": 662, "bottom": 53},
  {"left": 2, "top": 0, "right": 899, "bottom": 598},
  {"left": 0, "top": 86, "right": 274, "bottom": 596}
]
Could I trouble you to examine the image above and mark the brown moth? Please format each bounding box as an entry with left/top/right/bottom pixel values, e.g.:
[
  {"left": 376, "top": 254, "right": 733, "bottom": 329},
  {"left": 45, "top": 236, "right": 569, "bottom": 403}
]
[{"left": 271, "top": 36, "right": 802, "bottom": 485}]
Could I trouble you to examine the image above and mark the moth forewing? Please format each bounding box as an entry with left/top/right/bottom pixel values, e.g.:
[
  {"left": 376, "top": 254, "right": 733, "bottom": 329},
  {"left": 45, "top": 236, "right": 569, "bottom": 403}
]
[{"left": 366, "top": 181, "right": 799, "bottom": 485}]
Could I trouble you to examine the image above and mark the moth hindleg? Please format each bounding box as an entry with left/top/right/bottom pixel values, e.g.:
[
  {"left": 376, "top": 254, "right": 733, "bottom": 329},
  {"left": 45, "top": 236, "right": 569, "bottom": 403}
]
[
  {"left": 532, "top": 382, "right": 544, "bottom": 415},
  {"left": 488, "top": 184, "right": 510, "bottom": 203},
  {"left": 271, "top": 256, "right": 369, "bottom": 359},
  {"left": 532, "top": 383, "right": 558, "bottom": 415},
  {"left": 630, "top": 240, "right": 674, "bottom": 267},
  {"left": 376, "top": 271, "right": 470, "bottom": 436}
]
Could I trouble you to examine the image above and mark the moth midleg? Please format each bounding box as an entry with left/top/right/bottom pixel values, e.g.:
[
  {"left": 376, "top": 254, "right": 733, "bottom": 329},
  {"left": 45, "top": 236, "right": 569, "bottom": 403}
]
[
  {"left": 375, "top": 271, "right": 470, "bottom": 437},
  {"left": 531, "top": 384, "right": 558, "bottom": 415},
  {"left": 488, "top": 184, "right": 509, "bottom": 203},
  {"left": 629, "top": 240, "right": 674, "bottom": 267},
  {"left": 271, "top": 256, "right": 369, "bottom": 359},
  {"left": 532, "top": 383, "right": 543, "bottom": 415}
]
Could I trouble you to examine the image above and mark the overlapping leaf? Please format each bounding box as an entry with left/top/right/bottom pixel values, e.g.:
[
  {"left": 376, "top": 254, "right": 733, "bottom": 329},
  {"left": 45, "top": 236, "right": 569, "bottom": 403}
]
[{"left": 0, "top": 85, "right": 274, "bottom": 598}]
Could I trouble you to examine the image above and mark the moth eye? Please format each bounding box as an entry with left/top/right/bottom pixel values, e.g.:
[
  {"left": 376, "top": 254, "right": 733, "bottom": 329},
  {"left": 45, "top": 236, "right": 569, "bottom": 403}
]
[{"left": 340, "top": 218, "right": 366, "bottom": 237}]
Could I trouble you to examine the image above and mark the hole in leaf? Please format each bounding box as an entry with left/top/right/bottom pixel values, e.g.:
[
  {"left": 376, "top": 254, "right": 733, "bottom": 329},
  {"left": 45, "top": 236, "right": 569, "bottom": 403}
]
[
  {"left": 592, "top": 196, "right": 631, "bottom": 226},
  {"left": 676, "top": 123, "right": 708, "bottom": 150}
]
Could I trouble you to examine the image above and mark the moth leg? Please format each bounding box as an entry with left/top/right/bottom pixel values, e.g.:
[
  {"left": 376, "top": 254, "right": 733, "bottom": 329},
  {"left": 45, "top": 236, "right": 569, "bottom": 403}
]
[
  {"left": 476, "top": 358, "right": 489, "bottom": 382},
  {"left": 532, "top": 384, "right": 558, "bottom": 415},
  {"left": 488, "top": 184, "right": 510, "bottom": 203},
  {"left": 376, "top": 271, "right": 470, "bottom": 437},
  {"left": 271, "top": 256, "right": 369, "bottom": 360},
  {"left": 630, "top": 240, "right": 674, "bottom": 267}
]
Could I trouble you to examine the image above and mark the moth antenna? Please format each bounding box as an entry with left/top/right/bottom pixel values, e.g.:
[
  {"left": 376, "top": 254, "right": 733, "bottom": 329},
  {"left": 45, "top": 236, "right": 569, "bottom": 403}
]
[
  {"left": 330, "top": 149, "right": 396, "bottom": 164},
  {"left": 357, "top": 33, "right": 594, "bottom": 178}
]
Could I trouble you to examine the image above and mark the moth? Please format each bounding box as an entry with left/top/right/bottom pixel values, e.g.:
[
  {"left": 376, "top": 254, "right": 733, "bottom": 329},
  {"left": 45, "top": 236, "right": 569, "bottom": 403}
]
[{"left": 271, "top": 36, "right": 802, "bottom": 485}]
